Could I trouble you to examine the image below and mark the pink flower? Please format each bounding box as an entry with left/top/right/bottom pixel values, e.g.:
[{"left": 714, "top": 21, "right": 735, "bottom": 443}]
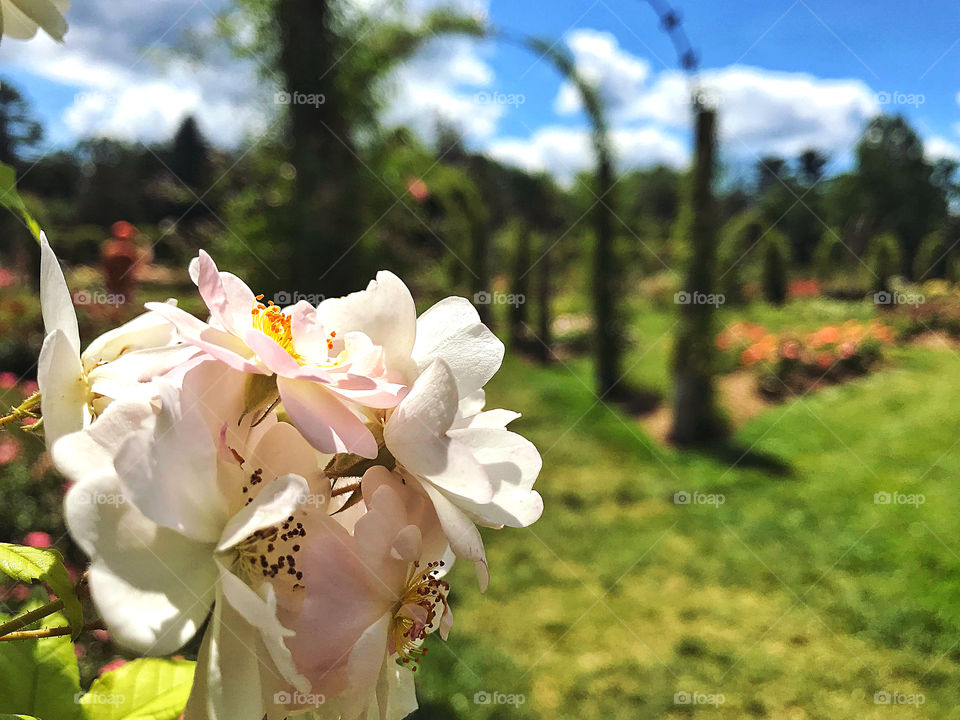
[
  {"left": 22, "top": 531, "right": 51, "bottom": 548},
  {"left": 0, "top": 371, "right": 16, "bottom": 389},
  {"left": 277, "top": 480, "right": 449, "bottom": 719},
  {"left": 146, "top": 252, "right": 406, "bottom": 458},
  {"left": 22, "top": 380, "right": 39, "bottom": 396},
  {"left": 5, "top": 584, "right": 31, "bottom": 602},
  {"left": 0, "top": 438, "right": 21, "bottom": 465},
  {"left": 99, "top": 659, "right": 127, "bottom": 676},
  {"left": 407, "top": 177, "right": 430, "bottom": 203}
]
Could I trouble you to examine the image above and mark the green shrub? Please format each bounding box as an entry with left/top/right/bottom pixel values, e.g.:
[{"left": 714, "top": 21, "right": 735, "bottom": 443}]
[
  {"left": 914, "top": 230, "right": 948, "bottom": 281},
  {"left": 868, "top": 232, "right": 902, "bottom": 296},
  {"left": 814, "top": 228, "right": 849, "bottom": 279},
  {"left": 717, "top": 210, "right": 764, "bottom": 305}
]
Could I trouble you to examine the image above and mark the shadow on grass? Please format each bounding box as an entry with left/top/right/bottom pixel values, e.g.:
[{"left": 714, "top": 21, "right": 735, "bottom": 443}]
[{"left": 687, "top": 440, "right": 794, "bottom": 477}]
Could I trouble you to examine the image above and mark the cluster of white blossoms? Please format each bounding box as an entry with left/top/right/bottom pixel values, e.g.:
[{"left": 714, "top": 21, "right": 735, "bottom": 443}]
[{"left": 37, "top": 235, "right": 543, "bottom": 720}]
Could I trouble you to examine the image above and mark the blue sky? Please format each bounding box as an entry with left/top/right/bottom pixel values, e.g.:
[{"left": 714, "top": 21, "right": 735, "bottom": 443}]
[{"left": 1, "top": 0, "right": 958, "bottom": 182}]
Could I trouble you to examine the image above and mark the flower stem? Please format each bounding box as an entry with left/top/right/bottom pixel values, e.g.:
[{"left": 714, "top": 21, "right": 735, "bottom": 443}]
[
  {"left": 0, "top": 620, "right": 105, "bottom": 642},
  {"left": 331, "top": 480, "right": 361, "bottom": 497},
  {"left": 0, "top": 391, "right": 41, "bottom": 429},
  {"left": 0, "top": 597, "right": 64, "bottom": 638}
]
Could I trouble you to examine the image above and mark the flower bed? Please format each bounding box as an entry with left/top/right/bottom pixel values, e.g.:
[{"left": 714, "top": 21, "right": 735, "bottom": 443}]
[{"left": 716, "top": 319, "right": 895, "bottom": 398}]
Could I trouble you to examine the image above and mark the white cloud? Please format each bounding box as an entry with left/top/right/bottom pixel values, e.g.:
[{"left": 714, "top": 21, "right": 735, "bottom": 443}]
[
  {"left": 556, "top": 29, "right": 879, "bottom": 160},
  {"left": 379, "top": 35, "right": 502, "bottom": 142},
  {"left": 0, "top": 0, "right": 500, "bottom": 148},
  {"left": 487, "top": 124, "right": 686, "bottom": 185},
  {"left": 926, "top": 136, "right": 960, "bottom": 162},
  {"left": 554, "top": 29, "right": 651, "bottom": 116},
  {"left": 0, "top": 0, "right": 267, "bottom": 147}
]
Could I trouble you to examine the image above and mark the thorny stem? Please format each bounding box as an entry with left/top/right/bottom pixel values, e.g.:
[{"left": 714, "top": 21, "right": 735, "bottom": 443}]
[
  {"left": 331, "top": 480, "right": 361, "bottom": 498},
  {"left": 0, "top": 620, "right": 105, "bottom": 642},
  {"left": 0, "top": 391, "right": 41, "bottom": 429},
  {"left": 0, "top": 598, "right": 64, "bottom": 638},
  {"left": 0, "top": 571, "right": 89, "bottom": 640}
]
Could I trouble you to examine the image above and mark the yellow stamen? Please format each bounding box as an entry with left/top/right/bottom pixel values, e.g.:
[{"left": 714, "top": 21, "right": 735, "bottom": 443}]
[{"left": 251, "top": 301, "right": 300, "bottom": 360}]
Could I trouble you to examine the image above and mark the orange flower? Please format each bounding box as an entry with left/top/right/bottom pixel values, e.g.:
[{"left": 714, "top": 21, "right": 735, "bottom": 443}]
[{"left": 781, "top": 340, "right": 800, "bottom": 359}]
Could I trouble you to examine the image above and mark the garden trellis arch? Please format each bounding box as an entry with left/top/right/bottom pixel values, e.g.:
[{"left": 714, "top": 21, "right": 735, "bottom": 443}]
[
  {"left": 389, "top": 2, "right": 704, "bottom": 395},
  {"left": 492, "top": 0, "right": 703, "bottom": 396}
]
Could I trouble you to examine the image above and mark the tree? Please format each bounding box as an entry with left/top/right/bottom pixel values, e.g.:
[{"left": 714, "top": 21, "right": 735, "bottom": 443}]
[
  {"left": 272, "top": 0, "right": 368, "bottom": 298},
  {"left": 169, "top": 116, "right": 210, "bottom": 190},
  {"left": 761, "top": 232, "right": 788, "bottom": 305},
  {"left": 851, "top": 115, "right": 948, "bottom": 277},
  {"left": 0, "top": 79, "right": 42, "bottom": 167},
  {"left": 508, "top": 221, "right": 531, "bottom": 350},
  {"left": 797, "top": 149, "right": 828, "bottom": 186},
  {"left": 670, "top": 105, "right": 727, "bottom": 445},
  {"left": 755, "top": 155, "right": 787, "bottom": 195}
]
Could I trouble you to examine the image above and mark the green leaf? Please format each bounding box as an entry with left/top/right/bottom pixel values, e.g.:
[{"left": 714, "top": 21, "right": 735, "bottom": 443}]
[
  {"left": 80, "top": 658, "right": 196, "bottom": 720},
  {"left": 0, "top": 543, "right": 83, "bottom": 639},
  {"left": 242, "top": 372, "right": 278, "bottom": 417},
  {"left": 0, "top": 162, "right": 41, "bottom": 242},
  {"left": 0, "top": 606, "right": 82, "bottom": 720},
  {"left": 0, "top": 715, "right": 42, "bottom": 719}
]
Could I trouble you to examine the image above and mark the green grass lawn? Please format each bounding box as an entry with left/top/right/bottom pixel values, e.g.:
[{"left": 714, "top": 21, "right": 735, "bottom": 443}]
[{"left": 414, "top": 301, "right": 960, "bottom": 719}]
